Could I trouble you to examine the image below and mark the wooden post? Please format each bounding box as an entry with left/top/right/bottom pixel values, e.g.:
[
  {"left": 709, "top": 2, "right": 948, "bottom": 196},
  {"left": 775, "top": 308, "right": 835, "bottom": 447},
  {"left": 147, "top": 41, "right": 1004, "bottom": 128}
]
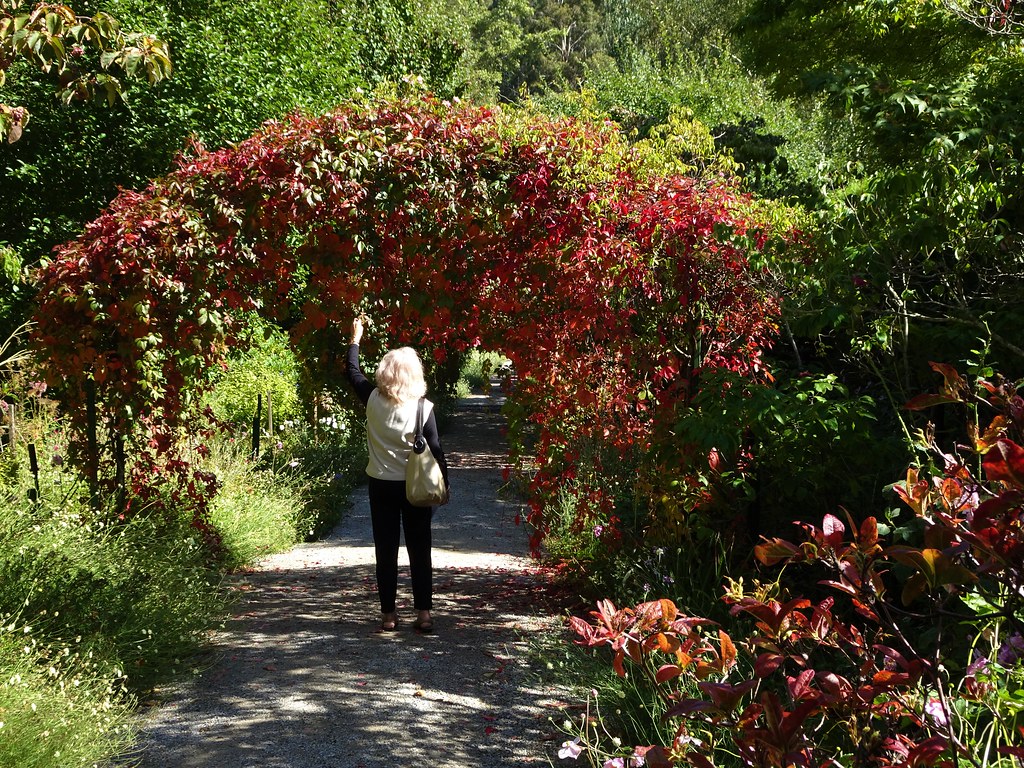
[
  {"left": 0, "top": 402, "right": 9, "bottom": 452},
  {"left": 85, "top": 385, "right": 99, "bottom": 495},
  {"left": 251, "top": 393, "right": 262, "bottom": 458},
  {"left": 266, "top": 390, "right": 273, "bottom": 442},
  {"left": 114, "top": 434, "right": 126, "bottom": 512},
  {"left": 27, "top": 442, "right": 39, "bottom": 503}
]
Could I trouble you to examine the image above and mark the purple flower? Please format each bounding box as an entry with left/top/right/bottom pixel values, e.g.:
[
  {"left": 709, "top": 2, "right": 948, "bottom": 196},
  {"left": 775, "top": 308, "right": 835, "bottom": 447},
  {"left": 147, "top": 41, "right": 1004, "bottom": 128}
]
[
  {"left": 997, "top": 632, "right": 1024, "bottom": 667},
  {"left": 558, "top": 738, "right": 583, "bottom": 760},
  {"left": 593, "top": 525, "right": 604, "bottom": 538},
  {"left": 603, "top": 759, "right": 625, "bottom": 768}
]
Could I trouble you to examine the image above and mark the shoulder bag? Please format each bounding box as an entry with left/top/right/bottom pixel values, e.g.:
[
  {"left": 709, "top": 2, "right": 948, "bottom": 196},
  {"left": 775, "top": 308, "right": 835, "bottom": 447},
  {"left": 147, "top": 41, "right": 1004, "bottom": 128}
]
[{"left": 406, "top": 398, "right": 448, "bottom": 507}]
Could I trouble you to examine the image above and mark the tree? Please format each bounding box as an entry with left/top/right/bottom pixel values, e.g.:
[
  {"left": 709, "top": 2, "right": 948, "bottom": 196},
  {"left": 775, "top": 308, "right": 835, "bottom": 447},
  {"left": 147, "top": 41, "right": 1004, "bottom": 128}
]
[
  {"left": 0, "top": 0, "right": 170, "bottom": 142},
  {"left": 470, "top": 0, "right": 612, "bottom": 101},
  {"left": 349, "top": 0, "right": 479, "bottom": 99},
  {"left": 736, "top": 0, "right": 1024, "bottom": 399}
]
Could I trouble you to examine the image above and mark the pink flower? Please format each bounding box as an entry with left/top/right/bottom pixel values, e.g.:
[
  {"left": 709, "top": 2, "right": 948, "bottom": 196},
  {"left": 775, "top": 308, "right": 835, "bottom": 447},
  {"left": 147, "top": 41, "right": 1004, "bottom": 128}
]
[
  {"left": 924, "top": 699, "right": 948, "bottom": 727},
  {"left": 558, "top": 738, "right": 583, "bottom": 760}
]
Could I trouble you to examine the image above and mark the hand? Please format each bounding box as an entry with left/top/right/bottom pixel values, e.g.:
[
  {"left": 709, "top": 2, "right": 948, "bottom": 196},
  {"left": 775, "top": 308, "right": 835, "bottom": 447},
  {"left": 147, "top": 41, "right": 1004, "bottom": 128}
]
[{"left": 350, "top": 315, "right": 364, "bottom": 345}]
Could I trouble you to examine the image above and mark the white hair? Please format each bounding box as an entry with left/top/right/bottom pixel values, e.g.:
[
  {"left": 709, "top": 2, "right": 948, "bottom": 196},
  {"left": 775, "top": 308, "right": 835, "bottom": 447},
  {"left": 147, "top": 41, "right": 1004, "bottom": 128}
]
[{"left": 375, "top": 347, "right": 427, "bottom": 403}]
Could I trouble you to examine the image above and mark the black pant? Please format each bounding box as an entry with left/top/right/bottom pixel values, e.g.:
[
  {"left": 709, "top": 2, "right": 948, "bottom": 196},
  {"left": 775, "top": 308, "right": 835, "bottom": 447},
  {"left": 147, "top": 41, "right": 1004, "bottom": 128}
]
[{"left": 367, "top": 477, "right": 434, "bottom": 613}]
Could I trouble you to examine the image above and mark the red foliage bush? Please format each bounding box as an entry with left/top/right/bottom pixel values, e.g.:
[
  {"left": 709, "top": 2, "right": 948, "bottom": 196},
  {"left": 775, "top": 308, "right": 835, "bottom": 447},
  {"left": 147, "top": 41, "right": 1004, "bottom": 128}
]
[{"left": 568, "top": 364, "right": 1024, "bottom": 768}]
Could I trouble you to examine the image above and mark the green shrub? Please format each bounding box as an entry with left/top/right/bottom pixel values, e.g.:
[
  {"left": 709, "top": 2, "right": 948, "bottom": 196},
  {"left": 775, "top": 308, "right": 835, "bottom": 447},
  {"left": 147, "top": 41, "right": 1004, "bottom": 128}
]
[
  {"left": 269, "top": 415, "right": 367, "bottom": 541},
  {"left": 458, "top": 349, "right": 511, "bottom": 393},
  {"left": 0, "top": 366, "right": 365, "bottom": 763},
  {"left": 206, "top": 319, "right": 302, "bottom": 427},
  {"left": 530, "top": 624, "right": 682, "bottom": 756}
]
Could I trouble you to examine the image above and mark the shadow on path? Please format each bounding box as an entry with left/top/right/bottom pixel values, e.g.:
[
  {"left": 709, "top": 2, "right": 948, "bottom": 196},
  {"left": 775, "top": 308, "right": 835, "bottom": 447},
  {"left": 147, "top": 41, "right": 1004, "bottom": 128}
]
[{"left": 124, "top": 391, "right": 567, "bottom": 768}]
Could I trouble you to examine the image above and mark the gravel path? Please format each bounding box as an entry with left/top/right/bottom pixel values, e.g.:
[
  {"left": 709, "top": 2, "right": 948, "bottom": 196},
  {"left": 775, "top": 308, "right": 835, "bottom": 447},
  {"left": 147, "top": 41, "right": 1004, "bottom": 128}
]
[{"left": 123, "top": 392, "right": 569, "bottom": 767}]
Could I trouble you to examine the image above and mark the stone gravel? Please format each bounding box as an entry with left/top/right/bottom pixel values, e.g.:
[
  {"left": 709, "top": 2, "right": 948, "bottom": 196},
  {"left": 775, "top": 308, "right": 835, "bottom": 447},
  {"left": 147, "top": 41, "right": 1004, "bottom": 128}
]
[{"left": 119, "top": 393, "right": 571, "bottom": 768}]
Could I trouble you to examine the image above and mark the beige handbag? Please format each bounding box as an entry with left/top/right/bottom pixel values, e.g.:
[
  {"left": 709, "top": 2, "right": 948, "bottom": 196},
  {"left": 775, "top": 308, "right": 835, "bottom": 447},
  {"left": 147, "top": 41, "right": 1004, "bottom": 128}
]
[{"left": 406, "top": 398, "right": 448, "bottom": 507}]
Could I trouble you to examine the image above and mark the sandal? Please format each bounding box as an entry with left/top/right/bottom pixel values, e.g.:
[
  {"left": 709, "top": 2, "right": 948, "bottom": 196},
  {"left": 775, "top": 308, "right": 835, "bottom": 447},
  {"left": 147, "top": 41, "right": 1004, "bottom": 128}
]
[
  {"left": 380, "top": 613, "right": 399, "bottom": 632},
  {"left": 413, "top": 613, "right": 434, "bottom": 633}
]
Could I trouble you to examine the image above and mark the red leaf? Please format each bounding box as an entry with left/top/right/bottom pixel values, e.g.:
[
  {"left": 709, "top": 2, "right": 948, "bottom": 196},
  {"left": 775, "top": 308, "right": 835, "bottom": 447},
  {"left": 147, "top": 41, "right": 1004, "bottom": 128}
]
[
  {"left": 663, "top": 698, "right": 714, "bottom": 718},
  {"left": 904, "top": 393, "right": 959, "bottom": 410},
  {"left": 685, "top": 754, "right": 716, "bottom": 768},
  {"left": 754, "top": 652, "right": 784, "bottom": 677},
  {"left": 655, "top": 664, "right": 682, "bottom": 683},
  {"left": 930, "top": 362, "right": 969, "bottom": 398},
  {"left": 905, "top": 735, "right": 952, "bottom": 767},
  {"left": 858, "top": 517, "right": 879, "bottom": 548},
  {"left": 569, "top": 615, "right": 596, "bottom": 645},
  {"left": 787, "top": 669, "right": 817, "bottom": 701},
  {"left": 755, "top": 538, "right": 799, "bottom": 565},
  {"left": 636, "top": 745, "right": 674, "bottom": 768},
  {"left": 697, "top": 679, "right": 757, "bottom": 712},
  {"left": 983, "top": 439, "right": 1024, "bottom": 488}
]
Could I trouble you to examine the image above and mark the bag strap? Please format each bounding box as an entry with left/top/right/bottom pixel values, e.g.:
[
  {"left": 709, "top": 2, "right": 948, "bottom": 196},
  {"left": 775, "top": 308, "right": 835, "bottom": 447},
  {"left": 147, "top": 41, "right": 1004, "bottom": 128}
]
[{"left": 412, "top": 397, "right": 427, "bottom": 453}]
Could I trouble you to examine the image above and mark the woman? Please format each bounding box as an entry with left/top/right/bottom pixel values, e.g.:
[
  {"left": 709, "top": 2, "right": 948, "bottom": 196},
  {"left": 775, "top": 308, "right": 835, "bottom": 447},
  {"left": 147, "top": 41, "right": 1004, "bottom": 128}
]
[{"left": 345, "top": 316, "right": 449, "bottom": 633}]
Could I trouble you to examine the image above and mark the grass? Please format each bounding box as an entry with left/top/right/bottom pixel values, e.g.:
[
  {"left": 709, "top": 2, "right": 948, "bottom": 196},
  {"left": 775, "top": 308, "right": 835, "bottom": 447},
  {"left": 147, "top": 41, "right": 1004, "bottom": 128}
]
[
  {"left": 206, "top": 437, "right": 304, "bottom": 570},
  {"left": 0, "top": 632, "right": 133, "bottom": 768},
  {"left": 0, "top": 480, "right": 223, "bottom": 767},
  {"left": 0, "top": 398, "right": 366, "bottom": 766}
]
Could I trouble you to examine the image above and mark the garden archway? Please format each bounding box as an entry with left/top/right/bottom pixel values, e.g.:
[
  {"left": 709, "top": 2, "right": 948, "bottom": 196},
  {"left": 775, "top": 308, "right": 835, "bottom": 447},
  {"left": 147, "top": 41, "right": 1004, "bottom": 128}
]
[{"left": 31, "top": 93, "right": 783, "bottom": 545}]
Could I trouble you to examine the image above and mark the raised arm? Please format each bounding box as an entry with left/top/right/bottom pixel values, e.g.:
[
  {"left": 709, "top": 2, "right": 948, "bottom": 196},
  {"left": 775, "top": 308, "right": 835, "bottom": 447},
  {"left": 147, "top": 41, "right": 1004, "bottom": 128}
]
[{"left": 345, "top": 317, "right": 375, "bottom": 405}]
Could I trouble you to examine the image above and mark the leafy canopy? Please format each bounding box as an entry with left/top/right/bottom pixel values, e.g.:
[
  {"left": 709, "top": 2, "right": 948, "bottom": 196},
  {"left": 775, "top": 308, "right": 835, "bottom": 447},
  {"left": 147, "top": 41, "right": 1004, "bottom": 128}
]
[{"left": 30, "top": 92, "right": 787, "bottom": 544}]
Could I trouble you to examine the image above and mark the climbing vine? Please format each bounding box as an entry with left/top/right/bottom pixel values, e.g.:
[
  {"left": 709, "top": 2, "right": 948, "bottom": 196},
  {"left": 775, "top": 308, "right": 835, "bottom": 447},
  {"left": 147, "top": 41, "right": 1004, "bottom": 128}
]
[{"left": 31, "top": 92, "right": 784, "bottom": 541}]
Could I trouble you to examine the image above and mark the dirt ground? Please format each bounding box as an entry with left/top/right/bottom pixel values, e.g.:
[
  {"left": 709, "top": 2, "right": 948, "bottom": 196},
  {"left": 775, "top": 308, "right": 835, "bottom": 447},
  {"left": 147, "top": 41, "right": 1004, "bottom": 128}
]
[{"left": 120, "top": 390, "right": 573, "bottom": 768}]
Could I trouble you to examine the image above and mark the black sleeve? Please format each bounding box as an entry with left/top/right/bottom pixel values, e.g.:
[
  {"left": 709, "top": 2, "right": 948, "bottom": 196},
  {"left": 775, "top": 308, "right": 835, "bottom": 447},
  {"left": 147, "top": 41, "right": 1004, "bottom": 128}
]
[
  {"left": 346, "top": 344, "right": 375, "bottom": 405},
  {"left": 422, "top": 409, "right": 450, "bottom": 487}
]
